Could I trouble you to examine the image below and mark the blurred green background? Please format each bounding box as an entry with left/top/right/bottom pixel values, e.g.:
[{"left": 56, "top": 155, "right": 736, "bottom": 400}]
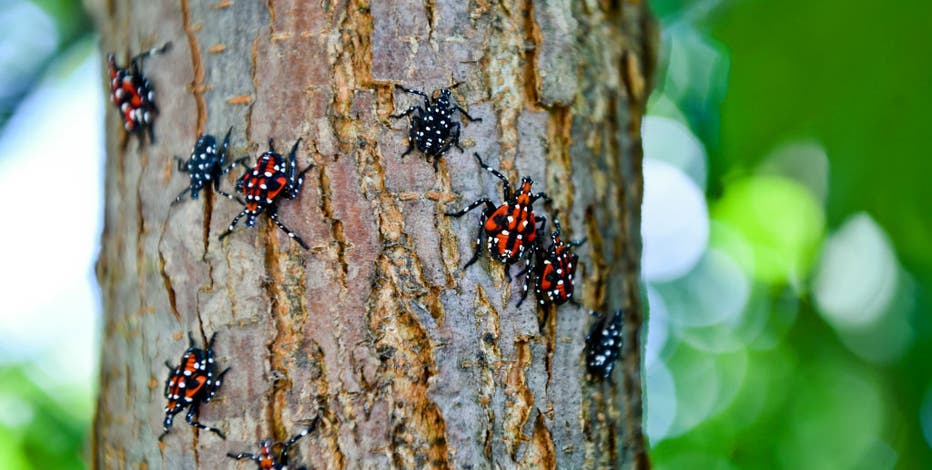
[
  {"left": 0, "top": 1, "right": 95, "bottom": 469},
  {"left": 0, "top": 0, "right": 928, "bottom": 468},
  {"left": 644, "top": 0, "right": 932, "bottom": 468}
]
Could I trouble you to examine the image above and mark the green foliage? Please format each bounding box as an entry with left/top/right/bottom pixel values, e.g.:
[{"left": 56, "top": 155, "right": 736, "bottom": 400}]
[{"left": 0, "top": 366, "right": 90, "bottom": 470}]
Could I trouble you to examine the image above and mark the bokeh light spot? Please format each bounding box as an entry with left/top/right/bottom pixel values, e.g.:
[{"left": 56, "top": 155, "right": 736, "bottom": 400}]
[
  {"left": 642, "top": 159, "right": 710, "bottom": 282},
  {"left": 645, "top": 287, "right": 671, "bottom": 368},
  {"left": 758, "top": 139, "right": 830, "bottom": 205},
  {"left": 643, "top": 115, "right": 708, "bottom": 189},
  {"left": 712, "top": 175, "right": 824, "bottom": 285},
  {"left": 645, "top": 359, "right": 676, "bottom": 445},
  {"left": 653, "top": 248, "right": 750, "bottom": 328},
  {"left": 814, "top": 213, "right": 898, "bottom": 328}
]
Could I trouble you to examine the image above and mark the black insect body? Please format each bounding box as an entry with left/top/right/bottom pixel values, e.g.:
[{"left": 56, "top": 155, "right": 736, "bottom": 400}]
[
  {"left": 160, "top": 332, "right": 229, "bottom": 440},
  {"left": 516, "top": 214, "right": 586, "bottom": 308},
  {"left": 173, "top": 128, "right": 248, "bottom": 204},
  {"left": 585, "top": 310, "right": 623, "bottom": 381},
  {"left": 219, "top": 138, "right": 313, "bottom": 249},
  {"left": 445, "top": 153, "right": 549, "bottom": 280},
  {"left": 390, "top": 84, "right": 482, "bottom": 170},
  {"left": 227, "top": 419, "right": 319, "bottom": 470},
  {"left": 107, "top": 42, "right": 171, "bottom": 143}
]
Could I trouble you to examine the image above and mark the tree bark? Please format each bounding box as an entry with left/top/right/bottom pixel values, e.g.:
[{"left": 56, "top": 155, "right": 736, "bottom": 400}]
[{"left": 90, "top": 0, "right": 655, "bottom": 468}]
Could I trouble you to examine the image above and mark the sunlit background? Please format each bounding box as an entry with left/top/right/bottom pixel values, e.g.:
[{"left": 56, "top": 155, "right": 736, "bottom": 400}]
[{"left": 0, "top": 0, "right": 929, "bottom": 468}]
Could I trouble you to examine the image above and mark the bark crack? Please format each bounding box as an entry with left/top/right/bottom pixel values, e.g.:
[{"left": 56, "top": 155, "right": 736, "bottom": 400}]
[
  {"left": 245, "top": 32, "right": 260, "bottom": 142},
  {"left": 180, "top": 0, "right": 207, "bottom": 135},
  {"left": 158, "top": 249, "right": 181, "bottom": 322},
  {"left": 316, "top": 167, "right": 350, "bottom": 289},
  {"left": 262, "top": 235, "right": 290, "bottom": 442},
  {"left": 522, "top": 0, "right": 542, "bottom": 107},
  {"left": 503, "top": 336, "right": 533, "bottom": 460},
  {"left": 473, "top": 286, "right": 501, "bottom": 461},
  {"left": 372, "top": 256, "right": 451, "bottom": 469},
  {"left": 201, "top": 191, "right": 213, "bottom": 258},
  {"left": 423, "top": 0, "right": 436, "bottom": 41},
  {"left": 135, "top": 151, "right": 148, "bottom": 311}
]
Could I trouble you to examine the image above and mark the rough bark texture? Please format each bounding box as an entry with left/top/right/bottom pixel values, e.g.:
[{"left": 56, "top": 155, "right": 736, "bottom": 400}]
[{"left": 89, "top": 0, "right": 655, "bottom": 468}]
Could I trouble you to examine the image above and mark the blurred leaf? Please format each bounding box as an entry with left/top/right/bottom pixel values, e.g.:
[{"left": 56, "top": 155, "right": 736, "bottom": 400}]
[
  {"left": 0, "top": 366, "right": 89, "bottom": 469},
  {"left": 712, "top": 175, "right": 824, "bottom": 285}
]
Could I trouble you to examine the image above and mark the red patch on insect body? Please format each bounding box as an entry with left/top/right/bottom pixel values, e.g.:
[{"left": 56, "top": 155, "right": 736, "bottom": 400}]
[
  {"left": 160, "top": 332, "right": 228, "bottom": 440},
  {"left": 106, "top": 44, "right": 172, "bottom": 142},
  {"left": 445, "top": 154, "right": 550, "bottom": 283},
  {"left": 485, "top": 204, "right": 538, "bottom": 264},
  {"left": 220, "top": 139, "right": 312, "bottom": 249},
  {"left": 535, "top": 220, "right": 584, "bottom": 306},
  {"left": 239, "top": 154, "right": 288, "bottom": 210}
]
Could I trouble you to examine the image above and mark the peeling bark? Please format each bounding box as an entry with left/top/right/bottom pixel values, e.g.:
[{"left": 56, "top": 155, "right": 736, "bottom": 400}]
[{"left": 90, "top": 0, "right": 656, "bottom": 468}]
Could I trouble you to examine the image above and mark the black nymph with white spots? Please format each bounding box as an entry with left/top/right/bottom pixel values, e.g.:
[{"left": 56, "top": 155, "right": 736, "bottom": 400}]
[
  {"left": 585, "top": 310, "right": 623, "bottom": 381},
  {"left": 390, "top": 83, "right": 482, "bottom": 171},
  {"left": 160, "top": 332, "right": 229, "bottom": 440},
  {"left": 172, "top": 127, "right": 248, "bottom": 204}
]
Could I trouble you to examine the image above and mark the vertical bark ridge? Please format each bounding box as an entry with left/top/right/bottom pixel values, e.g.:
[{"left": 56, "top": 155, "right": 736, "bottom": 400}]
[
  {"left": 503, "top": 337, "right": 534, "bottom": 459},
  {"left": 372, "top": 254, "right": 450, "bottom": 468},
  {"left": 474, "top": 285, "right": 502, "bottom": 461}
]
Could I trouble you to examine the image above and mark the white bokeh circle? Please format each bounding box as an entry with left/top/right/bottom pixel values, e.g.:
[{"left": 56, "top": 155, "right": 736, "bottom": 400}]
[{"left": 641, "top": 159, "right": 710, "bottom": 282}]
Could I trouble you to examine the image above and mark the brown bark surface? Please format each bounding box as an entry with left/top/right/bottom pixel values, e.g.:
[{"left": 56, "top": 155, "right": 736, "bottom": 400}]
[{"left": 90, "top": 1, "right": 656, "bottom": 468}]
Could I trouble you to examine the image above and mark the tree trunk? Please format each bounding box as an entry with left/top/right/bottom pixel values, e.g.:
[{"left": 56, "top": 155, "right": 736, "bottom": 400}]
[{"left": 90, "top": 0, "right": 655, "bottom": 468}]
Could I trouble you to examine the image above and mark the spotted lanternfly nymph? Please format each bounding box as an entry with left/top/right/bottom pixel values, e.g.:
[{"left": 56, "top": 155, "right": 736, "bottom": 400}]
[
  {"left": 445, "top": 153, "right": 549, "bottom": 279},
  {"left": 517, "top": 213, "right": 586, "bottom": 307},
  {"left": 227, "top": 418, "right": 319, "bottom": 470},
  {"left": 173, "top": 127, "right": 249, "bottom": 204},
  {"left": 107, "top": 42, "right": 171, "bottom": 143},
  {"left": 585, "top": 310, "right": 623, "bottom": 381},
  {"left": 219, "top": 138, "right": 313, "bottom": 250},
  {"left": 160, "top": 332, "right": 229, "bottom": 440},
  {"left": 389, "top": 83, "right": 482, "bottom": 171}
]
